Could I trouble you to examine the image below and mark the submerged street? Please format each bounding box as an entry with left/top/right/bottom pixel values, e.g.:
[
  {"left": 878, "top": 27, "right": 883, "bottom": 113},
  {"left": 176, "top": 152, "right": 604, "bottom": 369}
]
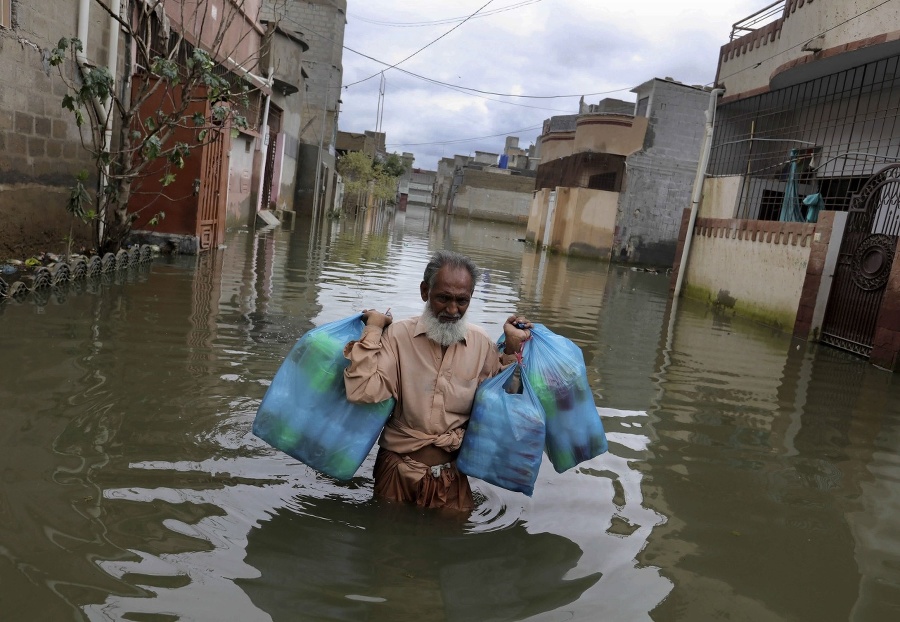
[{"left": 1, "top": 207, "right": 899, "bottom": 621}]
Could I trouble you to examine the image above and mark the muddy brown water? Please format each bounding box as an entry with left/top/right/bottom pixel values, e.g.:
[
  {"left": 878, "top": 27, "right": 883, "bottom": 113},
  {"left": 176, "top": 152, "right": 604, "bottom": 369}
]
[{"left": 1, "top": 208, "right": 899, "bottom": 621}]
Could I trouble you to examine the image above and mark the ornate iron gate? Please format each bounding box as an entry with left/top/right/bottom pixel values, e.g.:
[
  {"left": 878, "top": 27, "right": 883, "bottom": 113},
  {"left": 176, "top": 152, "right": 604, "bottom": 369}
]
[{"left": 820, "top": 164, "right": 900, "bottom": 356}]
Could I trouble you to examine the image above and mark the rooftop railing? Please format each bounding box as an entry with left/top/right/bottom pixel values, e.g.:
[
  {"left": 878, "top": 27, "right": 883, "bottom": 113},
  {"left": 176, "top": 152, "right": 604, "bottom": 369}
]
[{"left": 730, "top": 0, "right": 785, "bottom": 40}]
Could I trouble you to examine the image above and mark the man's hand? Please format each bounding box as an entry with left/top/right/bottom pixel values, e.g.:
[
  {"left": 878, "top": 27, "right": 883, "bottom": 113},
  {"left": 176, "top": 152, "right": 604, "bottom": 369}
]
[
  {"left": 362, "top": 308, "right": 393, "bottom": 329},
  {"left": 503, "top": 315, "right": 533, "bottom": 355}
]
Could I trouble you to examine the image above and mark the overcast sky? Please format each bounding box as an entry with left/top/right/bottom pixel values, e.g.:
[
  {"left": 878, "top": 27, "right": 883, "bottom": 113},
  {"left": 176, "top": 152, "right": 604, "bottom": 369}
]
[{"left": 337, "top": 0, "right": 764, "bottom": 170}]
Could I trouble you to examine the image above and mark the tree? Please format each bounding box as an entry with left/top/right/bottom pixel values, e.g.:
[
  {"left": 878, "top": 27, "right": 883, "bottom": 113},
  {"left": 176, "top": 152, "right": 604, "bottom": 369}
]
[
  {"left": 48, "top": 0, "right": 277, "bottom": 254},
  {"left": 337, "top": 151, "right": 404, "bottom": 212}
]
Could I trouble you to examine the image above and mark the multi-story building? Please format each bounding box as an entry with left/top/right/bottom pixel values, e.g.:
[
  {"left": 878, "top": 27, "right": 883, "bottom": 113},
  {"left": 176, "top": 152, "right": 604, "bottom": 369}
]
[
  {"left": 264, "top": 0, "right": 346, "bottom": 217},
  {"left": 528, "top": 81, "right": 711, "bottom": 266},
  {"left": 674, "top": 0, "right": 900, "bottom": 370}
]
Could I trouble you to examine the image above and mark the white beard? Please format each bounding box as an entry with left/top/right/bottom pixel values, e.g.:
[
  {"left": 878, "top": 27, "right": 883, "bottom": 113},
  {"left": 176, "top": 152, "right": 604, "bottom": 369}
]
[{"left": 421, "top": 304, "right": 469, "bottom": 346}]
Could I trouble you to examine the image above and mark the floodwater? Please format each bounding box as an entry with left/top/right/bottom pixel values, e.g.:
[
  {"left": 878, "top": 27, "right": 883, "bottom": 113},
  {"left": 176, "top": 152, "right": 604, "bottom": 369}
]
[{"left": 1, "top": 206, "right": 899, "bottom": 622}]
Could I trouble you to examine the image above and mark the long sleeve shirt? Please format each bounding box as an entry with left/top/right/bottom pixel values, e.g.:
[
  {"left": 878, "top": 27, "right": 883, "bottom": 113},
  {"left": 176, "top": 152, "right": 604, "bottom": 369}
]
[{"left": 343, "top": 316, "right": 516, "bottom": 455}]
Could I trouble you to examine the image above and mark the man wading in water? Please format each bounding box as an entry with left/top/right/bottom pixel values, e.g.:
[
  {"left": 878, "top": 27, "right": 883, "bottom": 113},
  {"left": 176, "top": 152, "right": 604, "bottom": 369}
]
[{"left": 344, "top": 250, "right": 532, "bottom": 511}]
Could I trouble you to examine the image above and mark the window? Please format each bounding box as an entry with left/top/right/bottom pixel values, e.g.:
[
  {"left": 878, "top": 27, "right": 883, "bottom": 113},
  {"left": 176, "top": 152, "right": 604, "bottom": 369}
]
[{"left": 0, "top": 0, "right": 10, "bottom": 29}]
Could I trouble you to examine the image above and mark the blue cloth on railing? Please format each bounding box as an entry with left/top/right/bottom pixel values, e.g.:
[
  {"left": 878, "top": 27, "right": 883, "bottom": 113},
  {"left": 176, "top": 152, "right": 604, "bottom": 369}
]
[{"left": 803, "top": 193, "right": 823, "bottom": 223}]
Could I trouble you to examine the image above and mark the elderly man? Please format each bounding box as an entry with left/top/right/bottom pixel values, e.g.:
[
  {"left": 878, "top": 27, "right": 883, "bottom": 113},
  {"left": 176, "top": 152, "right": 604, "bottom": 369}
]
[{"left": 343, "top": 250, "right": 532, "bottom": 511}]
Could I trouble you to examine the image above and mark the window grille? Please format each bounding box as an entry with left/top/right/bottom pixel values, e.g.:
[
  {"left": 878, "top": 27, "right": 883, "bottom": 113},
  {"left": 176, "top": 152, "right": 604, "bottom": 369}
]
[{"left": 709, "top": 53, "right": 900, "bottom": 219}]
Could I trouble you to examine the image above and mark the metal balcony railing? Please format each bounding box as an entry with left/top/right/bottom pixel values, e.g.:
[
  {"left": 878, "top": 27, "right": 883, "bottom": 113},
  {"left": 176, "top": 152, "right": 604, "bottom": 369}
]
[{"left": 730, "top": 1, "right": 786, "bottom": 40}]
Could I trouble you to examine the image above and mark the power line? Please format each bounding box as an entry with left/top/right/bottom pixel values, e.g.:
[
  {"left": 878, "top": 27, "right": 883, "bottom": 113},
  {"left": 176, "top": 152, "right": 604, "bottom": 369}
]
[
  {"left": 349, "top": 0, "right": 545, "bottom": 28},
  {"left": 387, "top": 124, "right": 545, "bottom": 147},
  {"left": 278, "top": 13, "right": 584, "bottom": 112},
  {"left": 344, "top": 0, "right": 498, "bottom": 88}
]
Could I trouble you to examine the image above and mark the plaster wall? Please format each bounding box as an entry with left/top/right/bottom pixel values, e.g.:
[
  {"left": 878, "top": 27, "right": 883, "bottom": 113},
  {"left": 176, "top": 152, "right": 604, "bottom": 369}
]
[
  {"left": 539, "top": 133, "right": 575, "bottom": 163},
  {"left": 684, "top": 219, "right": 815, "bottom": 329},
  {"left": 453, "top": 186, "right": 532, "bottom": 224},
  {"left": 573, "top": 115, "right": 648, "bottom": 156},
  {"left": 700, "top": 176, "right": 744, "bottom": 219},
  {"left": 550, "top": 187, "right": 618, "bottom": 259},
  {"left": 227, "top": 139, "right": 257, "bottom": 227}
]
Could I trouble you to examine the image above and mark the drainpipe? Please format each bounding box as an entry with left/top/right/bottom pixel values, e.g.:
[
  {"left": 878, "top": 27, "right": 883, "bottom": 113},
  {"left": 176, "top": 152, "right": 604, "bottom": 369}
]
[
  {"left": 99, "top": 0, "right": 122, "bottom": 244},
  {"left": 255, "top": 83, "right": 273, "bottom": 216},
  {"left": 673, "top": 87, "right": 725, "bottom": 298}
]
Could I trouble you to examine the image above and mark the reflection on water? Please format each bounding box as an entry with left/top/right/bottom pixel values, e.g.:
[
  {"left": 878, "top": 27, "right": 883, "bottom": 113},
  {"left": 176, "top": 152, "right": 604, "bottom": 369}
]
[{"left": 0, "top": 206, "right": 899, "bottom": 620}]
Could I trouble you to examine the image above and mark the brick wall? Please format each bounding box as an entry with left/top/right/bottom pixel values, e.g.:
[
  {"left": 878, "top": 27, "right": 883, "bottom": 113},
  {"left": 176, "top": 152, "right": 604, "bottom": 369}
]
[{"left": 0, "top": 0, "right": 113, "bottom": 256}]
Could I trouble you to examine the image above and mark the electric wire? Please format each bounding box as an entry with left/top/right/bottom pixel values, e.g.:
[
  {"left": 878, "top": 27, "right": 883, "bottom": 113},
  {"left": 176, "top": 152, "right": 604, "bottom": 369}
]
[
  {"left": 349, "top": 0, "right": 545, "bottom": 28},
  {"left": 344, "top": 0, "right": 498, "bottom": 88},
  {"left": 386, "top": 124, "right": 545, "bottom": 148}
]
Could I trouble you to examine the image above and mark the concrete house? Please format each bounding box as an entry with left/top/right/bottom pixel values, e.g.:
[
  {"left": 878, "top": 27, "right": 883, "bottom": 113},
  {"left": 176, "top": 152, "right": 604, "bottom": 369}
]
[
  {"left": 672, "top": 0, "right": 900, "bottom": 369},
  {"left": 527, "top": 81, "right": 711, "bottom": 266}
]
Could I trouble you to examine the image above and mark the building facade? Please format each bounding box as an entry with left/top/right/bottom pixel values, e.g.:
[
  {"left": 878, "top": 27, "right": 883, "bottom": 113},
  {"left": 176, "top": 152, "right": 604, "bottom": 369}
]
[
  {"left": 264, "top": 0, "right": 346, "bottom": 218},
  {"left": 528, "top": 81, "right": 711, "bottom": 265},
  {"left": 675, "top": 0, "right": 900, "bottom": 369}
]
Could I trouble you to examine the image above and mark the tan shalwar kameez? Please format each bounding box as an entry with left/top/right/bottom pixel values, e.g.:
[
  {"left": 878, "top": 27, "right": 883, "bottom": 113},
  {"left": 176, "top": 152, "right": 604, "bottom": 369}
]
[{"left": 343, "top": 316, "right": 515, "bottom": 511}]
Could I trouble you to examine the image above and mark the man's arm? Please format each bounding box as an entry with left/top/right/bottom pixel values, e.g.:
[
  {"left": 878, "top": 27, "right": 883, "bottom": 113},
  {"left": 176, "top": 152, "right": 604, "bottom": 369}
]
[{"left": 343, "top": 310, "right": 399, "bottom": 404}]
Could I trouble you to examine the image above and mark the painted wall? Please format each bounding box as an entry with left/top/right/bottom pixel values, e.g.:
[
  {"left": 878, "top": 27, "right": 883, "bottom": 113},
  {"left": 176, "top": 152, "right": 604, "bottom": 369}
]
[
  {"left": 573, "top": 114, "right": 648, "bottom": 156},
  {"left": 450, "top": 168, "right": 535, "bottom": 223},
  {"left": 539, "top": 132, "right": 576, "bottom": 163},
  {"left": 718, "top": 0, "right": 900, "bottom": 100},
  {"left": 552, "top": 187, "right": 618, "bottom": 259},
  {"left": 683, "top": 218, "right": 817, "bottom": 329},
  {"left": 227, "top": 139, "right": 256, "bottom": 227},
  {"left": 527, "top": 187, "right": 618, "bottom": 259},
  {"left": 699, "top": 176, "right": 743, "bottom": 219},
  {"left": 166, "top": 0, "right": 264, "bottom": 75}
]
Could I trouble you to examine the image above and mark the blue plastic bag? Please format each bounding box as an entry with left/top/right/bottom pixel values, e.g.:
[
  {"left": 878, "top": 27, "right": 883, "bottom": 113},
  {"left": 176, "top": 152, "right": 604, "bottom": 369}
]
[
  {"left": 457, "top": 363, "right": 545, "bottom": 496},
  {"left": 522, "top": 324, "right": 608, "bottom": 473},
  {"left": 252, "top": 314, "right": 395, "bottom": 480}
]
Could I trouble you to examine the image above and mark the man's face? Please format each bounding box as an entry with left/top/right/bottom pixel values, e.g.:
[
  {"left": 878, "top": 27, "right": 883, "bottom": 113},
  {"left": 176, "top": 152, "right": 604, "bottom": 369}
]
[{"left": 420, "top": 265, "right": 474, "bottom": 323}]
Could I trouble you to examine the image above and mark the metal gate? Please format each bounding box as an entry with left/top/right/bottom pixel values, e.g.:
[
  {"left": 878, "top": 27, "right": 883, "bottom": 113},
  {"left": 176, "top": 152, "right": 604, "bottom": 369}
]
[
  {"left": 820, "top": 164, "right": 900, "bottom": 356},
  {"left": 197, "top": 130, "right": 227, "bottom": 251}
]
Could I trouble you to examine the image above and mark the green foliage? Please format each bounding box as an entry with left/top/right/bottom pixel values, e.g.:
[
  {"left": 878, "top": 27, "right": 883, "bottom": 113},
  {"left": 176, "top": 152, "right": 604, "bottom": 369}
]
[
  {"left": 377, "top": 152, "right": 407, "bottom": 178},
  {"left": 47, "top": 2, "right": 274, "bottom": 254},
  {"left": 338, "top": 151, "right": 401, "bottom": 207},
  {"left": 67, "top": 171, "right": 92, "bottom": 222}
]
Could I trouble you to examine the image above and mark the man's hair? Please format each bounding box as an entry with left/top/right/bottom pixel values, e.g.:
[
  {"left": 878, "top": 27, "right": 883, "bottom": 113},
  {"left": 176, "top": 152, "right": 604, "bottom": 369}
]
[{"left": 423, "top": 250, "right": 480, "bottom": 290}]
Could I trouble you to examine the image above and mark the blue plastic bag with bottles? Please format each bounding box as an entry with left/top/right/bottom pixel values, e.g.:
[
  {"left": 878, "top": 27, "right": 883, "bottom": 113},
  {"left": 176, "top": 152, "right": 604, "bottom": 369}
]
[
  {"left": 522, "top": 324, "right": 608, "bottom": 473},
  {"left": 252, "top": 314, "right": 396, "bottom": 480},
  {"left": 457, "top": 362, "right": 545, "bottom": 496}
]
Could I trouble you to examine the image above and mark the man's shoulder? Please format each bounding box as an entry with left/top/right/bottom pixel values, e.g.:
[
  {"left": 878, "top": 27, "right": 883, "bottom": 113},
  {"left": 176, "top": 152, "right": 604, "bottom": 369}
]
[
  {"left": 384, "top": 316, "right": 419, "bottom": 339},
  {"left": 465, "top": 323, "right": 495, "bottom": 345}
]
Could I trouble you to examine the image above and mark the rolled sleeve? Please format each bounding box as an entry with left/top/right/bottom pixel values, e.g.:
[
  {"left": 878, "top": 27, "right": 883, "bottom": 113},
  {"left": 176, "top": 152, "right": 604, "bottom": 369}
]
[{"left": 343, "top": 325, "right": 398, "bottom": 404}]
